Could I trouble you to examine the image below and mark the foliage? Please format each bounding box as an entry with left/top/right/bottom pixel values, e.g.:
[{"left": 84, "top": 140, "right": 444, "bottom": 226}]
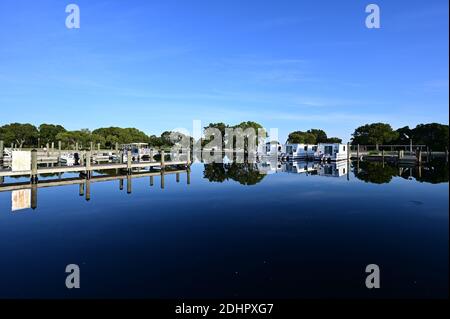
[
  {"left": 351, "top": 123, "right": 399, "bottom": 146},
  {"left": 0, "top": 123, "right": 39, "bottom": 147},
  {"left": 287, "top": 129, "right": 342, "bottom": 144},
  {"left": 38, "top": 124, "right": 66, "bottom": 145}
]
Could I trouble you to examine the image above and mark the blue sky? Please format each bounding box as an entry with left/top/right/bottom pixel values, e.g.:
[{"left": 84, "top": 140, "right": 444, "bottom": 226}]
[{"left": 0, "top": 0, "right": 448, "bottom": 142}]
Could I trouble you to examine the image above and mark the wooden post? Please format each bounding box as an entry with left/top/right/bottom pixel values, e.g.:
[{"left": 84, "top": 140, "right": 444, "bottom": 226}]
[
  {"left": 97, "top": 143, "right": 100, "bottom": 151},
  {"left": 346, "top": 142, "right": 350, "bottom": 161},
  {"left": 356, "top": 144, "right": 360, "bottom": 159},
  {"left": 86, "top": 151, "right": 91, "bottom": 179},
  {"left": 79, "top": 183, "right": 84, "bottom": 196},
  {"left": 31, "top": 149, "right": 38, "bottom": 183},
  {"left": 161, "top": 150, "right": 165, "bottom": 169},
  {"left": 90, "top": 142, "right": 94, "bottom": 151},
  {"left": 160, "top": 171, "right": 165, "bottom": 189},
  {"left": 187, "top": 168, "right": 191, "bottom": 185},
  {"left": 51, "top": 142, "right": 54, "bottom": 151},
  {"left": 186, "top": 148, "right": 191, "bottom": 166},
  {"left": 382, "top": 149, "right": 385, "bottom": 161},
  {"left": 127, "top": 150, "right": 132, "bottom": 173},
  {"left": 0, "top": 140, "right": 3, "bottom": 163},
  {"left": 127, "top": 174, "right": 132, "bottom": 194},
  {"left": 418, "top": 150, "right": 422, "bottom": 164}
]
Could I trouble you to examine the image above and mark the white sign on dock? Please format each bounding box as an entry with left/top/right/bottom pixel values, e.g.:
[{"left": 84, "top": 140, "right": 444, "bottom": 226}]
[
  {"left": 12, "top": 189, "right": 31, "bottom": 211},
  {"left": 12, "top": 151, "right": 31, "bottom": 172}
]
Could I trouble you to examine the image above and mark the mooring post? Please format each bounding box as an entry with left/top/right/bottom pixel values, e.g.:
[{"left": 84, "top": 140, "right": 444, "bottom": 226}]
[
  {"left": 382, "top": 149, "right": 385, "bottom": 162},
  {"left": 75, "top": 142, "right": 79, "bottom": 151},
  {"left": 127, "top": 150, "right": 132, "bottom": 174},
  {"left": 51, "top": 142, "right": 54, "bottom": 152},
  {"left": 418, "top": 150, "right": 422, "bottom": 164},
  {"left": 186, "top": 148, "right": 191, "bottom": 166},
  {"left": 119, "top": 178, "right": 124, "bottom": 191},
  {"left": 446, "top": 147, "right": 448, "bottom": 163},
  {"left": 187, "top": 168, "right": 191, "bottom": 185},
  {"left": 31, "top": 149, "right": 38, "bottom": 183},
  {"left": 346, "top": 142, "right": 350, "bottom": 161},
  {"left": 356, "top": 144, "right": 360, "bottom": 159},
  {"left": 31, "top": 184, "right": 38, "bottom": 210},
  {"left": 79, "top": 183, "right": 84, "bottom": 196},
  {"left": 0, "top": 140, "right": 4, "bottom": 163},
  {"left": 127, "top": 174, "right": 132, "bottom": 194},
  {"left": 161, "top": 150, "right": 165, "bottom": 169},
  {"left": 160, "top": 171, "right": 165, "bottom": 189},
  {"left": 58, "top": 140, "right": 62, "bottom": 159},
  {"left": 97, "top": 143, "right": 100, "bottom": 151},
  {"left": 86, "top": 151, "right": 91, "bottom": 179}
]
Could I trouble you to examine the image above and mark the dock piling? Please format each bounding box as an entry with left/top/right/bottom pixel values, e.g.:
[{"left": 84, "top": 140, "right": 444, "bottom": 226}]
[
  {"left": 86, "top": 151, "right": 92, "bottom": 179},
  {"left": 31, "top": 149, "right": 38, "bottom": 183},
  {"left": 0, "top": 140, "right": 4, "bottom": 163},
  {"left": 127, "top": 150, "right": 132, "bottom": 174}
]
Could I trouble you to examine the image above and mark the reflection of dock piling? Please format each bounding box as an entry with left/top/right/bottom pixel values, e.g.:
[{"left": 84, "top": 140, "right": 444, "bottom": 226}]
[{"left": 0, "top": 169, "right": 190, "bottom": 210}]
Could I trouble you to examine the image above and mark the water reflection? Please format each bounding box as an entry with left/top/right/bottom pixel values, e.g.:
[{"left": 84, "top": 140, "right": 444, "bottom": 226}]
[
  {"left": 353, "top": 159, "right": 449, "bottom": 184},
  {"left": 1, "top": 159, "right": 448, "bottom": 212},
  {"left": 2, "top": 169, "right": 190, "bottom": 212},
  {"left": 203, "top": 162, "right": 266, "bottom": 185}
]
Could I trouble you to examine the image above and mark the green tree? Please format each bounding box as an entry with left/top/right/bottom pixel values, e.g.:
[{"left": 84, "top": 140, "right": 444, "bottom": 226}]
[
  {"left": 0, "top": 123, "right": 39, "bottom": 147},
  {"left": 351, "top": 123, "right": 399, "bottom": 147},
  {"left": 411, "top": 123, "right": 449, "bottom": 150},
  {"left": 39, "top": 124, "right": 66, "bottom": 144}
]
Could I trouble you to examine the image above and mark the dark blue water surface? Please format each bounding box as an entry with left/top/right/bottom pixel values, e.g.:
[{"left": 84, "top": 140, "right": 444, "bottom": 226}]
[{"left": 0, "top": 160, "right": 448, "bottom": 299}]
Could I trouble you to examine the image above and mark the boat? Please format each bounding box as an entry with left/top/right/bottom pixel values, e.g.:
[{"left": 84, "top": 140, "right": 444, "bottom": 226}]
[{"left": 314, "top": 143, "right": 348, "bottom": 162}]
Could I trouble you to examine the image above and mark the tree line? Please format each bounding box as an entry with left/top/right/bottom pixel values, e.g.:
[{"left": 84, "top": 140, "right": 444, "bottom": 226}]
[
  {"left": 350, "top": 122, "right": 449, "bottom": 150},
  {"left": 0, "top": 121, "right": 448, "bottom": 151},
  {"left": 0, "top": 123, "right": 177, "bottom": 149}
]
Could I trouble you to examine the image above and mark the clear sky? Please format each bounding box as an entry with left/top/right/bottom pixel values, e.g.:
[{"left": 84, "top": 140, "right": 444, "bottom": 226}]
[{"left": 0, "top": 0, "right": 448, "bottom": 142}]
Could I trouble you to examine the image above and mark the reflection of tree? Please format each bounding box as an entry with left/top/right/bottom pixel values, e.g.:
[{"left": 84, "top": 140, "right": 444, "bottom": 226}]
[
  {"left": 354, "top": 161, "right": 398, "bottom": 184},
  {"left": 203, "top": 163, "right": 265, "bottom": 185},
  {"left": 354, "top": 159, "right": 449, "bottom": 184},
  {"left": 415, "top": 159, "right": 449, "bottom": 184}
]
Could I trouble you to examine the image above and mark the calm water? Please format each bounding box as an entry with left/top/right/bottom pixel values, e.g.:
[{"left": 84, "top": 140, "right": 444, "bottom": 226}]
[{"left": 0, "top": 160, "right": 448, "bottom": 299}]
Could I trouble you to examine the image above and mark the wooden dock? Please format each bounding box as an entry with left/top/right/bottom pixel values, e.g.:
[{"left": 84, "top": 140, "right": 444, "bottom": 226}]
[{"left": 0, "top": 148, "right": 191, "bottom": 182}]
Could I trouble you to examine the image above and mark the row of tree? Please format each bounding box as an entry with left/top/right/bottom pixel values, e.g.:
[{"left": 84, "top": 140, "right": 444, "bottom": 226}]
[
  {"left": 350, "top": 122, "right": 449, "bottom": 150},
  {"left": 0, "top": 123, "right": 177, "bottom": 149},
  {"left": 1, "top": 121, "right": 448, "bottom": 150},
  {"left": 287, "top": 129, "right": 342, "bottom": 144}
]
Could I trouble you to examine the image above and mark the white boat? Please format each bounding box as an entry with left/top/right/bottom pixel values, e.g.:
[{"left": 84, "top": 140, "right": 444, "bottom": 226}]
[
  {"left": 283, "top": 143, "right": 317, "bottom": 160},
  {"left": 59, "top": 152, "right": 76, "bottom": 166},
  {"left": 314, "top": 143, "right": 348, "bottom": 162}
]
